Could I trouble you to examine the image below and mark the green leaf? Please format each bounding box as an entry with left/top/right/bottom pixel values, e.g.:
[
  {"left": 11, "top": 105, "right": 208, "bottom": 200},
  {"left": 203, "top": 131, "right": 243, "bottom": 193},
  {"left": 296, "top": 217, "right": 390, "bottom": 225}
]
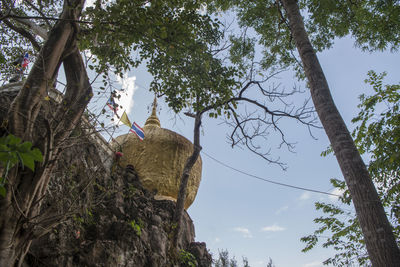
[
  {"left": 30, "top": 148, "right": 43, "bottom": 162},
  {"left": 0, "top": 151, "right": 11, "bottom": 163},
  {"left": 0, "top": 137, "right": 8, "bottom": 145},
  {"left": 160, "top": 27, "right": 168, "bottom": 39},
  {"left": 19, "top": 152, "right": 35, "bottom": 171},
  {"left": 0, "top": 185, "right": 5, "bottom": 197},
  {"left": 6, "top": 135, "right": 21, "bottom": 145},
  {"left": 0, "top": 152, "right": 18, "bottom": 168},
  {"left": 18, "top": 142, "right": 32, "bottom": 153}
]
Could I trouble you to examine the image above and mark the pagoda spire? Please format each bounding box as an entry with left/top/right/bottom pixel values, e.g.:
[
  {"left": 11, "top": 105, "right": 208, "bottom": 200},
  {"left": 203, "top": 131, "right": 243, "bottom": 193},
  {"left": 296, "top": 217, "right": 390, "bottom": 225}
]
[{"left": 144, "top": 96, "right": 161, "bottom": 127}]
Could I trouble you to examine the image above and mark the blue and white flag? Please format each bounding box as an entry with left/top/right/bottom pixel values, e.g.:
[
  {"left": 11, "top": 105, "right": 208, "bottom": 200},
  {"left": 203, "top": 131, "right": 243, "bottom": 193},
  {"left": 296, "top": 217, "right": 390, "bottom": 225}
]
[
  {"left": 21, "top": 53, "right": 29, "bottom": 68},
  {"left": 107, "top": 97, "right": 118, "bottom": 114},
  {"left": 130, "top": 122, "right": 144, "bottom": 140}
]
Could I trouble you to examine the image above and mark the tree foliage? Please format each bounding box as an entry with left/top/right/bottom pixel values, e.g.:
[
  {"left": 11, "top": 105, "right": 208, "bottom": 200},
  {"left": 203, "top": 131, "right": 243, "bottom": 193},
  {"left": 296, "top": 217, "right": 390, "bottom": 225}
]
[
  {"left": 302, "top": 71, "right": 400, "bottom": 266},
  {"left": 1, "top": 0, "right": 236, "bottom": 116},
  {"left": 179, "top": 249, "right": 198, "bottom": 267},
  {"left": 301, "top": 0, "right": 400, "bottom": 52},
  {"left": 209, "top": 0, "right": 400, "bottom": 77},
  {"left": 353, "top": 71, "right": 400, "bottom": 179},
  {"left": 213, "top": 249, "right": 274, "bottom": 267},
  {"left": 0, "top": 0, "right": 62, "bottom": 81},
  {"left": 80, "top": 0, "right": 239, "bottom": 115},
  {"left": 209, "top": 0, "right": 301, "bottom": 75},
  {"left": 214, "top": 249, "right": 251, "bottom": 267}
]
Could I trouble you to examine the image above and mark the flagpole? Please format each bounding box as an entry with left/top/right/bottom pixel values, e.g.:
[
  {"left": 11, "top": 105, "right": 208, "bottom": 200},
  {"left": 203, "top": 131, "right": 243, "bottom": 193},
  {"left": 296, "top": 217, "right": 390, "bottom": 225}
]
[
  {"left": 109, "top": 95, "right": 155, "bottom": 149},
  {"left": 86, "top": 108, "right": 123, "bottom": 148},
  {"left": 107, "top": 111, "right": 124, "bottom": 143}
]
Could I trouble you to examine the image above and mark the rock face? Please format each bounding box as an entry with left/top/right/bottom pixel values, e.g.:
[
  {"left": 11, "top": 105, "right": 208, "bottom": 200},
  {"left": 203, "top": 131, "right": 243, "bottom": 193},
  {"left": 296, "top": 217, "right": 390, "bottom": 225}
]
[
  {"left": 27, "top": 166, "right": 211, "bottom": 267},
  {"left": 0, "top": 85, "right": 211, "bottom": 267}
]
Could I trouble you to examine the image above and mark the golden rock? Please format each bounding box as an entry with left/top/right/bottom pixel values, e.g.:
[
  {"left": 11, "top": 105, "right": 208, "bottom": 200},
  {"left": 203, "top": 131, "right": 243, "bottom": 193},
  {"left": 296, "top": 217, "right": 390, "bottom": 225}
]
[{"left": 113, "top": 99, "right": 202, "bottom": 209}]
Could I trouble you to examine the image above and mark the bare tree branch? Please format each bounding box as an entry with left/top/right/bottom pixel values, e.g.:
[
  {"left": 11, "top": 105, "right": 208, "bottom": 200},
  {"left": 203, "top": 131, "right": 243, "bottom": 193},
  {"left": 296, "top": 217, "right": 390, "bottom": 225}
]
[
  {"left": 1, "top": 18, "right": 41, "bottom": 51},
  {"left": 8, "top": 11, "right": 48, "bottom": 39}
]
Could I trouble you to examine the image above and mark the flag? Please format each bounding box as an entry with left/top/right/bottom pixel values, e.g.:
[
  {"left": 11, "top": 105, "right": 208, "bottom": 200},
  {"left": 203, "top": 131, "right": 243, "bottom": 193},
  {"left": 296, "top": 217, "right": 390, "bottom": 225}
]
[
  {"left": 107, "top": 97, "right": 118, "bottom": 113},
  {"left": 130, "top": 122, "right": 144, "bottom": 140},
  {"left": 120, "top": 111, "right": 132, "bottom": 127},
  {"left": 21, "top": 53, "right": 29, "bottom": 68}
]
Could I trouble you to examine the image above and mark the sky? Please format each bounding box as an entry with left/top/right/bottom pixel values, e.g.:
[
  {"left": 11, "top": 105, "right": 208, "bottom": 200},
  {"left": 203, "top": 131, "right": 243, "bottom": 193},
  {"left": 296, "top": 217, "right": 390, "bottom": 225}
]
[{"left": 100, "top": 36, "right": 399, "bottom": 267}]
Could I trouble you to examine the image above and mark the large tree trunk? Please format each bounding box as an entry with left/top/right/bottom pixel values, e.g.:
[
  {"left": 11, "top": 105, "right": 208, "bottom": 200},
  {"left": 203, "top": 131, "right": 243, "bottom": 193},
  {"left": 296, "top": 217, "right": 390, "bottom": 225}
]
[
  {"left": 172, "top": 113, "right": 202, "bottom": 250},
  {"left": 280, "top": 0, "right": 400, "bottom": 265},
  {"left": 0, "top": 1, "right": 91, "bottom": 266}
]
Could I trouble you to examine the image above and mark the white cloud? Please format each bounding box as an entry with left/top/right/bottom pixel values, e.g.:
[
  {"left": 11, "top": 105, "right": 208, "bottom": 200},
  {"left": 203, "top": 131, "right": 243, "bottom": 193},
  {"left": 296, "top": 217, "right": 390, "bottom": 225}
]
[
  {"left": 302, "top": 261, "right": 323, "bottom": 267},
  {"left": 299, "top": 192, "right": 311, "bottom": 201},
  {"left": 111, "top": 73, "right": 137, "bottom": 125},
  {"left": 328, "top": 187, "right": 344, "bottom": 202},
  {"left": 84, "top": 0, "right": 96, "bottom": 8},
  {"left": 233, "top": 227, "right": 252, "bottom": 238},
  {"left": 214, "top": 237, "right": 221, "bottom": 243},
  {"left": 275, "top": 205, "right": 289, "bottom": 214},
  {"left": 261, "top": 224, "right": 286, "bottom": 232},
  {"left": 116, "top": 74, "right": 137, "bottom": 114}
]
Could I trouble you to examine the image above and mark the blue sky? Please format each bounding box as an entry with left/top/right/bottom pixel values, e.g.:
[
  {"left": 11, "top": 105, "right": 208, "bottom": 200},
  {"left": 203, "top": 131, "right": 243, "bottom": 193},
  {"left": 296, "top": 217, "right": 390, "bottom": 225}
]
[{"left": 102, "top": 36, "right": 399, "bottom": 267}]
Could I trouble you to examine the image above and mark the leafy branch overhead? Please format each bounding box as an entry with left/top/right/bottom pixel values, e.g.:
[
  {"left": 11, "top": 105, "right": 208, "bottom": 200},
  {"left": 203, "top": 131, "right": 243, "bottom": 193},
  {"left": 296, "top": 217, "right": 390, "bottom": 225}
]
[
  {"left": 1, "top": 0, "right": 232, "bottom": 114},
  {"left": 80, "top": 0, "right": 237, "bottom": 113},
  {"left": 209, "top": 0, "right": 400, "bottom": 78}
]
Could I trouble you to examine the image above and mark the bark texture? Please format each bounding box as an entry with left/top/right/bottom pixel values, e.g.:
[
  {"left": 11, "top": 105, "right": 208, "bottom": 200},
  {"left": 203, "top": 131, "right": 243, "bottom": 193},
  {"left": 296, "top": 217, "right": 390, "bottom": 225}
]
[
  {"left": 0, "top": 1, "right": 92, "bottom": 265},
  {"left": 280, "top": 0, "right": 400, "bottom": 266},
  {"left": 172, "top": 113, "right": 202, "bottom": 250}
]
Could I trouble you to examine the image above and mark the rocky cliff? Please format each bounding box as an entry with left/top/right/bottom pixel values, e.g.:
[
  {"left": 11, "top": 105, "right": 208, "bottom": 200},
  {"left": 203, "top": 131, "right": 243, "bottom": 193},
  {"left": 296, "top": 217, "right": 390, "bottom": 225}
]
[
  {"left": 0, "top": 84, "right": 211, "bottom": 267},
  {"left": 27, "top": 165, "right": 211, "bottom": 267}
]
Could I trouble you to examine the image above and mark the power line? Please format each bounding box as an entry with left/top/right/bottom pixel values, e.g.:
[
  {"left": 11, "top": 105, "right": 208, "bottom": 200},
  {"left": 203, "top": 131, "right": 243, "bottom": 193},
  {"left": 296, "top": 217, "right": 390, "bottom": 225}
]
[
  {"left": 148, "top": 100, "right": 339, "bottom": 198},
  {"left": 201, "top": 150, "right": 341, "bottom": 197}
]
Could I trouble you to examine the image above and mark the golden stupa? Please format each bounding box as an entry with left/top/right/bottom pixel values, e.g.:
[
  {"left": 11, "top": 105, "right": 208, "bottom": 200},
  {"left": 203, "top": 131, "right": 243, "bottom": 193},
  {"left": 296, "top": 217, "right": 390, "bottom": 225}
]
[{"left": 113, "top": 98, "right": 202, "bottom": 209}]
